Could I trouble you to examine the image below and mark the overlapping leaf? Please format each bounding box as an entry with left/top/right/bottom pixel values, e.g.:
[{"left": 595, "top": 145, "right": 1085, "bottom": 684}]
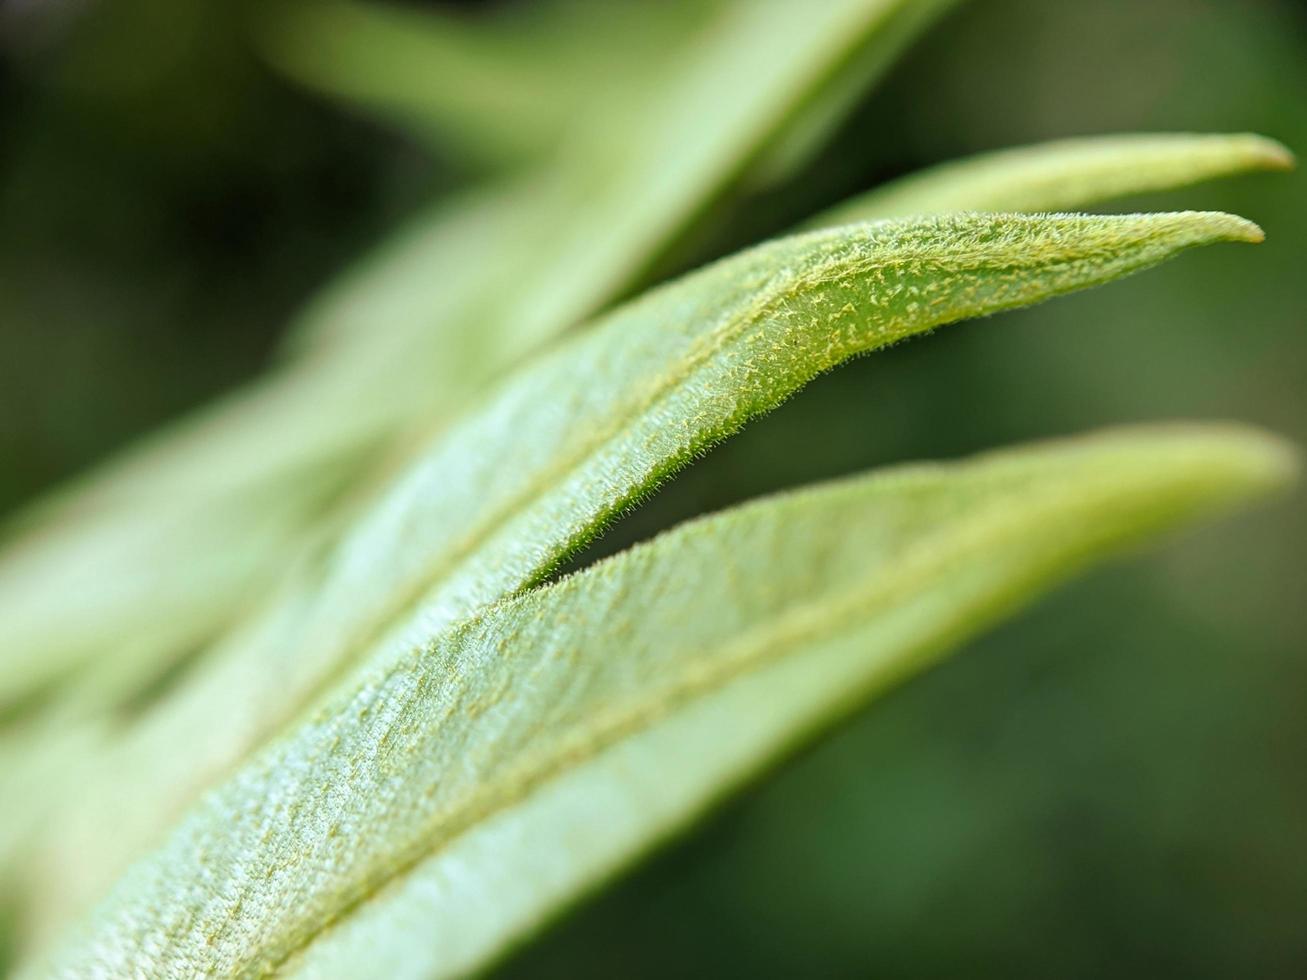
[
  {"left": 33, "top": 424, "right": 1294, "bottom": 978},
  {"left": 1, "top": 1, "right": 1296, "bottom": 974},
  {"left": 0, "top": 0, "right": 936, "bottom": 716},
  {"left": 23, "top": 211, "right": 1263, "bottom": 943}
]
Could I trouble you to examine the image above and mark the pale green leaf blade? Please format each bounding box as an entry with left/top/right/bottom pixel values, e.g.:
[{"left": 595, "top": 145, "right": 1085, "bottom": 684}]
[
  {"left": 812, "top": 132, "right": 1294, "bottom": 226},
  {"left": 0, "top": 0, "right": 933, "bottom": 716},
  {"left": 0, "top": 444, "right": 364, "bottom": 713},
  {"left": 253, "top": 0, "right": 719, "bottom": 162},
  {"left": 288, "top": 0, "right": 959, "bottom": 359},
  {"left": 253, "top": 0, "right": 572, "bottom": 161},
  {"left": 35, "top": 424, "right": 1295, "bottom": 978},
  {"left": 27, "top": 211, "right": 1262, "bottom": 938},
  {"left": 12, "top": 118, "right": 1280, "bottom": 733}
]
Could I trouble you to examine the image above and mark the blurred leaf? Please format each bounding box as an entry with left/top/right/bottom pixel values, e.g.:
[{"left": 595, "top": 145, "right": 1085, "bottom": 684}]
[
  {"left": 254, "top": 0, "right": 569, "bottom": 161},
  {"left": 0, "top": 439, "right": 363, "bottom": 713},
  {"left": 22, "top": 211, "right": 1263, "bottom": 944},
  {"left": 815, "top": 132, "right": 1294, "bottom": 224},
  {"left": 0, "top": 0, "right": 940, "bottom": 718},
  {"left": 253, "top": 0, "right": 719, "bottom": 163},
  {"left": 284, "top": 0, "right": 966, "bottom": 358},
  {"left": 34, "top": 424, "right": 1295, "bottom": 978},
  {"left": 747, "top": 0, "right": 961, "bottom": 188}
]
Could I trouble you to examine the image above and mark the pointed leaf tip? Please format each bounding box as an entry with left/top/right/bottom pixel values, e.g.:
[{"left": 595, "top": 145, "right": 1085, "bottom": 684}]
[
  {"left": 1164, "top": 210, "right": 1264, "bottom": 245},
  {"left": 1239, "top": 133, "right": 1296, "bottom": 171},
  {"left": 1070, "top": 422, "right": 1299, "bottom": 500},
  {"left": 1218, "top": 212, "right": 1266, "bottom": 244},
  {"left": 1210, "top": 425, "right": 1301, "bottom": 491}
]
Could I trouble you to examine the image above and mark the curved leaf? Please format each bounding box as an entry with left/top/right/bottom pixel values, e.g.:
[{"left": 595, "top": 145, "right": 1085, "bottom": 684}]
[
  {"left": 0, "top": 0, "right": 927, "bottom": 716},
  {"left": 34, "top": 424, "right": 1295, "bottom": 977},
  {"left": 813, "top": 132, "right": 1294, "bottom": 225},
  {"left": 25, "top": 211, "right": 1262, "bottom": 939}
]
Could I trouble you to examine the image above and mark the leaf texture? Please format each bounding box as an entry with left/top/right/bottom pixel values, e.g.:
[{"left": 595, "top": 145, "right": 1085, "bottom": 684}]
[
  {"left": 0, "top": 0, "right": 923, "bottom": 716},
  {"left": 23, "top": 211, "right": 1264, "bottom": 945},
  {"left": 33, "top": 424, "right": 1295, "bottom": 978}
]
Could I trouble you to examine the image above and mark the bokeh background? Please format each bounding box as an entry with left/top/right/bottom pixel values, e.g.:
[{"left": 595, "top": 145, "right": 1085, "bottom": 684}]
[{"left": 2, "top": 0, "right": 1304, "bottom": 976}]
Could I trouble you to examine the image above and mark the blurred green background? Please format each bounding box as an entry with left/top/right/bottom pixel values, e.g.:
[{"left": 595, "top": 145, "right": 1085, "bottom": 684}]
[{"left": 2, "top": 0, "right": 1304, "bottom": 976}]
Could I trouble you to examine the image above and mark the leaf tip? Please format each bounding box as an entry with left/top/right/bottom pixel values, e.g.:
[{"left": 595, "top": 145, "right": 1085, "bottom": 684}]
[
  {"left": 1240, "top": 133, "right": 1297, "bottom": 172},
  {"left": 1235, "top": 429, "right": 1301, "bottom": 492},
  {"left": 1181, "top": 210, "right": 1265, "bottom": 245},
  {"left": 1232, "top": 216, "right": 1266, "bottom": 244},
  {"left": 1186, "top": 424, "right": 1301, "bottom": 498}
]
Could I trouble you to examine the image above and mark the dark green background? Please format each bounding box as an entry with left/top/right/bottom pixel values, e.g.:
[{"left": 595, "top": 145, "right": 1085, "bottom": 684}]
[{"left": 2, "top": 1, "right": 1303, "bottom": 976}]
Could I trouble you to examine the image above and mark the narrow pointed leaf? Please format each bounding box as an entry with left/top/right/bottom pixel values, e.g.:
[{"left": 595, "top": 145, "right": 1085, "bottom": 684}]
[
  {"left": 280, "top": 0, "right": 944, "bottom": 360},
  {"left": 813, "top": 132, "right": 1294, "bottom": 226},
  {"left": 0, "top": 0, "right": 941, "bottom": 719},
  {"left": 35, "top": 424, "right": 1295, "bottom": 978},
  {"left": 28, "top": 211, "right": 1263, "bottom": 937}
]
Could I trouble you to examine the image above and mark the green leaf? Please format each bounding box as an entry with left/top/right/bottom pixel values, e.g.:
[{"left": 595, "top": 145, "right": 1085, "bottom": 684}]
[
  {"left": 812, "top": 132, "right": 1294, "bottom": 225},
  {"left": 253, "top": 0, "right": 721, "bottom": 163},
  {"left": 33, "top": 424, "right": 1295, "bottom": 978},
  {"left": 24, "top": 211, "right": 1263, "bottom": 940},
  {"left": 273, "top": 0, "right": 947, "bottom": 359},
  {"left": 0, "top": 444, "right": 364, "bottom": 713},
  {"left": 0, "top": 0, "right": 931, "bottom": 716},
  {"left": 746, "top": 0, "right": 961, "bottom": 188}
]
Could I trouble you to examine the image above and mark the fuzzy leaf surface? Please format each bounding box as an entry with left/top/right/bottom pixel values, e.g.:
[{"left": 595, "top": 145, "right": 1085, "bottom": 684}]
[
  {"left": 25, "top": 211, "right": 1263, "bottom": 942},
  {"left": 35, "top": 424, "right": 1295, "bottom": 978},
  {"left": 0, "top": 0, "right": 920, "bottom": 715}
]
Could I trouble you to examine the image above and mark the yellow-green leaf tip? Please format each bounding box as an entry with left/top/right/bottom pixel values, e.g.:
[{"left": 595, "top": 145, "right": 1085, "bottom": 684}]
[
  {"left": 1170, "top": 210, "right": 1265, "bottom": 244},
  {"left": 1235, "top": 133, "right": 1297, "bottom": 171},
  {"left": 1213, "top": 425, "right": 1301, "bottom": 492},
  {"left": 1156, "top": 422, "right": 1300, "bottom": 497}
]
